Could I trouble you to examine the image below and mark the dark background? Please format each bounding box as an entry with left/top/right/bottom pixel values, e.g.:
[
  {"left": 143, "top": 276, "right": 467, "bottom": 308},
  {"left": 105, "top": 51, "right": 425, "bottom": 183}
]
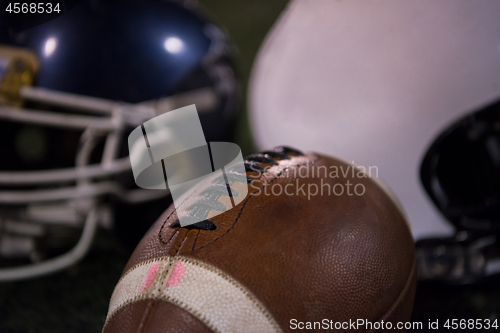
[{"left": 0, "top": 1, "right": 499, "bottom": 332}]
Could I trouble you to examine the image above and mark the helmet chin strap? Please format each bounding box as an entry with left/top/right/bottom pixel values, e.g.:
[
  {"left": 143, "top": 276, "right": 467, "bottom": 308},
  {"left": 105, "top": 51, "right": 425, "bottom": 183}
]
[{"left": 0, "top": 206, "right": 99, "bottom": 281}]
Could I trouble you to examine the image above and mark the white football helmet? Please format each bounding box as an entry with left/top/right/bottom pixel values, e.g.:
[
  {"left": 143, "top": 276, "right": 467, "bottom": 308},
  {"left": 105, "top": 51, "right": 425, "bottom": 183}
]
[{"left": 250, "top": 0, "right": 500, "bottom": 283}]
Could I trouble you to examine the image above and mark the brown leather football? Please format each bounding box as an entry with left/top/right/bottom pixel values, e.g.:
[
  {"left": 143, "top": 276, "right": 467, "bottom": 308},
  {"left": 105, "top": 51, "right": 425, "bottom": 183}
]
[{"left": 103, "top": 147, "right": 416, "bottom": 333}]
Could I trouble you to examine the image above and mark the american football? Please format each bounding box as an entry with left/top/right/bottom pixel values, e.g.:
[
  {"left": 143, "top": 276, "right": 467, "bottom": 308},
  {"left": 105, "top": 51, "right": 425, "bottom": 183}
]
[{"left": 103, "top": 146, "right": 416, "bottom": 332}]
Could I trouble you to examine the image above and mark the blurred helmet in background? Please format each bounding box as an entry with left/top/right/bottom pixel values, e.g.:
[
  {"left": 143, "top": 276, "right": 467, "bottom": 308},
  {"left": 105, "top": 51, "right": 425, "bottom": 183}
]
[
  {"left": 0, "top": 0, "right": 240, "bottom": 280},
  {"left": 249, "top": 0, "right": 500, "bottom": 283}
]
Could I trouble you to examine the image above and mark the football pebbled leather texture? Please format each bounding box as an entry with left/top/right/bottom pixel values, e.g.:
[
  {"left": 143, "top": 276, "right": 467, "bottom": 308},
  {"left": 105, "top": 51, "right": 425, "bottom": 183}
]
[{"left": 103, "top": 147, "right": 416, "bottom": 333}]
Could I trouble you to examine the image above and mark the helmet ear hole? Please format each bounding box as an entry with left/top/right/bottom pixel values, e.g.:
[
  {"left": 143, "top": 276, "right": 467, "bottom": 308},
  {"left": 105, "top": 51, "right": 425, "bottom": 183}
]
[{"left": 420, "top": 99, "right": 500, "bottom": 232}]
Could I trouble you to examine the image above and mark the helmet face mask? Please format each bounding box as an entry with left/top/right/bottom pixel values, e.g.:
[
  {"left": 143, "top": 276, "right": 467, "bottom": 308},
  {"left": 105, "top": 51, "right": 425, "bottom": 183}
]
[{"left": 0, "top": 0, "right": 239, "bottom": 281}]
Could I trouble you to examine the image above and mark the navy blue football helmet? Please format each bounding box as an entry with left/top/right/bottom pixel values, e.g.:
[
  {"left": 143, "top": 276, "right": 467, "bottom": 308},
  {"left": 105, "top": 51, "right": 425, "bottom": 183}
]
[{"left": 0, "top": 0, "right": 239, "bottom": 280}]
